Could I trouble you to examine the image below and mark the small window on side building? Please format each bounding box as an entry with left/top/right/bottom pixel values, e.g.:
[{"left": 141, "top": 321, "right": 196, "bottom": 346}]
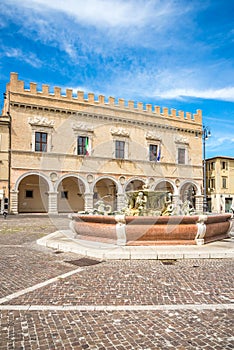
[{"left": 222, "top": 177, "right": 227, "bottom": 189}]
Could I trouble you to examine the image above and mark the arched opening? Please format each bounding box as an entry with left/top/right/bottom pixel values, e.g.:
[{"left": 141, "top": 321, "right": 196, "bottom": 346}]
[
  {"left": 18, "top": 175, "right": 49, "bottom": 213},
  {"left": 180, "top": 183, "right": 197, "bottom": 208},
  {"left": 154, "top": 180, "right": 174, "bottom": 194},
  {"left": 57, "top": 177, "right": 85, "bottom": 213},
  {"left": 94, "top": 178, "right": 117, "bottom": 212},
  {"left": 126, "top": 179, "right": 144, "bottom": 192}
]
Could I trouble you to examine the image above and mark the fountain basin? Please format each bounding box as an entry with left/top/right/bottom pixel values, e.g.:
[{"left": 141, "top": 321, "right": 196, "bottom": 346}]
[{"left": 69, "top": 213, "right": 232, "bottom": 246}]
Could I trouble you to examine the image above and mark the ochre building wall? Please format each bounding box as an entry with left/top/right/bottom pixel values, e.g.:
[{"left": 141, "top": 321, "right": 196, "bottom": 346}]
[{"left": 2, "top": 72, "right": 203, "bottom": 214}]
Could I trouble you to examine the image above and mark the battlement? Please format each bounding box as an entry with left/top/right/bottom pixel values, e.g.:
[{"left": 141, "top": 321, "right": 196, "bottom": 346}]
[{"left": 7, "top": 72, "right": 202, "bottom": 124}]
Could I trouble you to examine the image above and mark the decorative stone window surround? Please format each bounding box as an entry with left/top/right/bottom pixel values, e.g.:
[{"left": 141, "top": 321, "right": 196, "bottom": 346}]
[
  {"left": 28, "top": 116, "right": 54, "bottom": 152},
  {"left": 111, "top": 127, "right": 129, "bottom": 160},
  {"left": 72, "top": 123, "right": 94, "bottom": 155},
  {"left": 175, "top": 135, "right": 190, "bottom": 165},
  {"left": 145, "top": 131, "right": 162, "bottom": 162}
]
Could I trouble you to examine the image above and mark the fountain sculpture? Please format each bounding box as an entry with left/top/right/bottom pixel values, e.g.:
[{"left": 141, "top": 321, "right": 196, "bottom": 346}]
[{"left": 69, "top": 185, "right": 232, "bottom": 246}]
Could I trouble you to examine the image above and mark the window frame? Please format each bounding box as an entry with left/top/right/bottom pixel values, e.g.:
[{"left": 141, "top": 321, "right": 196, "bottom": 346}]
[
  {"left": 221, "top": 161, "right": 228, "bottom": 170},
  {"left": 149, "top": 144, "right": 158, "bottom": 161},
  {"left": 222, "top": 176, "right": 227, "bottom": 189},
  {"left": 211, "top": 162, "right": 215, "bottom": 170},
  {"left": 35, "top": 131, "right": 48, "bottom": 152},
  {"left": 115, "top": 140, "right": 125, "bottom": 159},
  {"left": 177, "top": 147, "right": 186, "bottom": 165},
  {"left": 77, "top": 136, "right": 89, "bottom": 156}
]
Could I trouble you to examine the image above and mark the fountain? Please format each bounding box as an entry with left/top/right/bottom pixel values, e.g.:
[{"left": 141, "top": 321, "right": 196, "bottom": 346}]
[{"left": 69, "top": 185, "right": 233, "bottom": 246}]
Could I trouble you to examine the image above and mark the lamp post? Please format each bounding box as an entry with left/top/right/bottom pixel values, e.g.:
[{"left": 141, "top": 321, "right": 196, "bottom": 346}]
[{"left": 202, "top": 125, "right": 211, "bottom": 213}]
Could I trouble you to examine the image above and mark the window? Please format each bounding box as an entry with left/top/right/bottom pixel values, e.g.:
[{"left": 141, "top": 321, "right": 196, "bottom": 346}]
[
  {"left": 178, "top": 148, "right": 186, "bottom": 164},
  {"left": 209, "top": 178, "right": 215, "bottom": 190},
  {"left": 35, "top": 132, "right": 47, "bottom": 152},
  {"left": 211, "top": 178, "right": 215, "bottom": 189},
  {"left": 221, "top": 161, "right": 228, "bottom": 170},
  {"left": 61, "top": 191, "right": 68, "bottom": 199},
  {"left": 77, "top": 136, "right": 89, "bottom": 155},
  {"left": 210, "top": 162, "right": 215, "bottom": 170},
  {"left": 25, "top": 190, "right": 33, "bottom": 198},
  {"left": 222, "top": 177, "right": 227, "bottom": 189},
  {"left": 115, "top": 140, "right": 125, "bottom": 159},
  {"left": 149, "top": 144, "right": 158, "bottom": 161}
]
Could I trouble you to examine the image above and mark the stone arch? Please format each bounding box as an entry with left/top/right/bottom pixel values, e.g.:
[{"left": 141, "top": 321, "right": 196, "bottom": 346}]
[
  {"left": 124, "top": 177, "right": 145, "bottom": 192},
  {"left": 179, "top": 180, "right": 201, "bottom": 196},
  {"left": 91, "top": 175, "right": 121, "bottom": 193},
  {"left": 54, "top": 174, "right": 89, "bottom": 193},
  {"left": 92, "top": 176, "right": 119, "bottom": 212},
  {"left": 55, "top": 174, "right": 87, "bottom": 213},
  {"left": 14, "top": 171, "right": 52, "bottom": 192},
  {"left": 179, "top": 180, "right": 201, "bottom": 209},
  {"left": 154, "top": 179, "right": 177, "bottom": 194},
  {"left": 16, "top": 172, "right": 51, "bottom": 213}
]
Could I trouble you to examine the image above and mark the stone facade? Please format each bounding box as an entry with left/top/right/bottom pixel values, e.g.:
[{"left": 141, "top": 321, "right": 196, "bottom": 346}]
[
  {"left": 206, "top": 156, "right": 234, "bottom": 213},
  {"left": 1, "top": 72, "right": 203, "bottom": 214}
]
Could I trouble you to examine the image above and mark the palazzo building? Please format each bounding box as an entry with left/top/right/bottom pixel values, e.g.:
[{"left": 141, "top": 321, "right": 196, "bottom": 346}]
[
  {"left": 206, "top": 156, "right": 234, "bottom": 213},
  {"left": 1, "top": 72, "right": 204, "bottom": 214}
]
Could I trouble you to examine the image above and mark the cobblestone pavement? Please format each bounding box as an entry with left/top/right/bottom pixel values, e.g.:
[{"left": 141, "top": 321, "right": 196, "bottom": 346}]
[{"left": 0, "top": 215, "right": 233, "bottom": 349}]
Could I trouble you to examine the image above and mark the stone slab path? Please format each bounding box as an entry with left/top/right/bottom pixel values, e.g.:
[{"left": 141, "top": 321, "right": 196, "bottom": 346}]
[{"left": 0, "top": 215, "right": 233, "bottom": 349}]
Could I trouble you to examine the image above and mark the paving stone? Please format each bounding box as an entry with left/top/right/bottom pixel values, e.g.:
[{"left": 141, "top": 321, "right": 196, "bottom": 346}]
[{"left": 0, "top": 215, "right": 233, "bottom": 349}]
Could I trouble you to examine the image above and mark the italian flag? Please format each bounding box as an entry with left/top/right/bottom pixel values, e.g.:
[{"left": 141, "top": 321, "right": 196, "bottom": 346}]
[{"left": 85, "top": 137, "right": 91, "bottom": 156}]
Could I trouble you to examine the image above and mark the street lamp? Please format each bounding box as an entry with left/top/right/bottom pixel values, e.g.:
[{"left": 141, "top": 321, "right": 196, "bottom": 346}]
[{"left": 202, "top": 125, "right": 211, "bottom": 212}]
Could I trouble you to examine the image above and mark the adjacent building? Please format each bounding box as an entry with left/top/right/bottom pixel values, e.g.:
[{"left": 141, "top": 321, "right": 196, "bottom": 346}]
[
  {"left": 0, "top": 115, "right": 9, "bottom": 212},
  {"left": 1, "top": 72, "right": 204, "bottom": 214},
  {"left": 206, "top": 156, "right": 234, "bottom": 213}
]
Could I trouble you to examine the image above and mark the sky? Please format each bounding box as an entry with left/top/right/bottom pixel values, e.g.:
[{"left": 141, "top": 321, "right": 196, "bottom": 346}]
[{"left": 0, "top": 0, "right": 233, "bottom": 158}]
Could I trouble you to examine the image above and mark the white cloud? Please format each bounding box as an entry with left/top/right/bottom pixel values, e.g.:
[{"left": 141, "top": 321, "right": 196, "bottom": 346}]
[
  {"left": 0, "top": 0, "right": 196, "bottom": 60},
  {"left": 0, "top": 47, "right": 42, "bottom": 68},
  {"left": 154, "top": 87, "right": 234, "bottom": 102},
  {"left": 208, "top": 136, "right": 234, "bottom": 153},
  {"left": 102, "top": 65, "right": 234, "bottom": 103},
  {"left": 14, "top": 0, "right": 175, "bottom": 28},
  {"left": 2, "top": 0, "right": 234, "bottom": 106}
]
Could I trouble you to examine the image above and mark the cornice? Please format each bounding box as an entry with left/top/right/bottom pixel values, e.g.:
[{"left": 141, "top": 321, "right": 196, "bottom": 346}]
[{"left": 10, "top": 101, "right": 202, "bottom": 136}]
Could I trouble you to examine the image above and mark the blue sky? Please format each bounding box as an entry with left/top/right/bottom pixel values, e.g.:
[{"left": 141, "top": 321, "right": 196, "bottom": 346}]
[{"left": 0, "top": 0, "right": 233, "bottom": 158}]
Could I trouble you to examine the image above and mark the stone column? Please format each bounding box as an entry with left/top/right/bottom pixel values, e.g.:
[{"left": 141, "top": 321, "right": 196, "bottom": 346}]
[
  {"left": 117, "top": 193, "right": 126, "bottom": 212},
  {"left": 84, "top": 193, "right": 93, "bottom": 211},
  {"left": 195, "top": 195, "right": 203, "bottom": 214},
  {"left": 10, "top": 190, "right": 18, "bottom": 214},
  {"left": 171, "top": 194, "right": 181, "bottom": 214},
  {"left": 172, "top": 194, "right": 180, "bottom": 207},
  {"left": 48, "top": 192, "right": 58, "bottom": 215}
]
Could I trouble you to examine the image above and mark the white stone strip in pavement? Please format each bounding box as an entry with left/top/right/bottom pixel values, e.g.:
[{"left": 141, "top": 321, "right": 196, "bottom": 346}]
[
  {"left": 0, "top": 245, "right": 23, "bottom": 247},
  {"left": 0, "top": 304, "right": 233, "bottom": 311},
  {"left": 0, "top": 267, "right": 84, "bottom": 305}
]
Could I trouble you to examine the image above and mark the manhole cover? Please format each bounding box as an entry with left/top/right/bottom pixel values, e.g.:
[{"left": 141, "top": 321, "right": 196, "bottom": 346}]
[
  {"left": 160, "top": 259, "right": 177, "bottom": 265},
  {"left": 64, "top": 257, "right": 102, "bottom": 267}
]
